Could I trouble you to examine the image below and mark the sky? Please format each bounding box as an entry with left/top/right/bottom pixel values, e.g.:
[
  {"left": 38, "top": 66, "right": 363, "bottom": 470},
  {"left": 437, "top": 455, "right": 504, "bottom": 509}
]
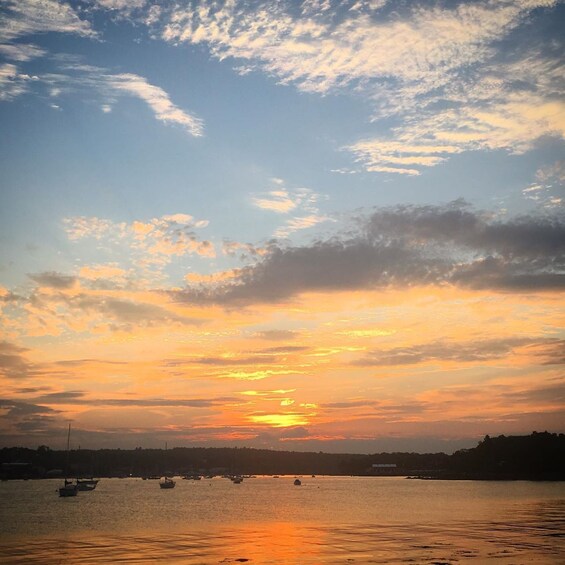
[{"left": 0, "top": 0, "right": 563, "bottom": 454}]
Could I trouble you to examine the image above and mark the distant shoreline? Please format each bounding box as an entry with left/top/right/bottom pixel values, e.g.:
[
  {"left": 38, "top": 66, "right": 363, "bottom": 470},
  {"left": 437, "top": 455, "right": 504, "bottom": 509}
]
[{"left": 1, "top": 432, "right": 563, "bottom": 482}]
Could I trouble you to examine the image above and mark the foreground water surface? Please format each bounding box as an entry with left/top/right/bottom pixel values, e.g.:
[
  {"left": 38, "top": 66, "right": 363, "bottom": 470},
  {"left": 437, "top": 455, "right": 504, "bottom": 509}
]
[{"left": 0, "top": 476, "right": 563, "bottom": 563}]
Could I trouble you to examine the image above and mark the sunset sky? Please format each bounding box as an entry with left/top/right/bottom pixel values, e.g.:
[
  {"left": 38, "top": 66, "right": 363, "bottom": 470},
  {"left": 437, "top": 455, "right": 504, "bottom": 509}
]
[{"left": 1, "top": 0, "right": 563, "bottom": 453}]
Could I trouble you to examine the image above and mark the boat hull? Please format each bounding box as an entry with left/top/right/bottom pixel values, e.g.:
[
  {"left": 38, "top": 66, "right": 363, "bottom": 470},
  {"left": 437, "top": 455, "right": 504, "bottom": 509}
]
[
  {"left": 159, "top": 477, "right": 176, "bottom": 489},
  {"left": 76, "top": 482, "right": 96, "bottom": 491},
  {"left": 59, "top": 484, "right": 78, "bottom": 497}
]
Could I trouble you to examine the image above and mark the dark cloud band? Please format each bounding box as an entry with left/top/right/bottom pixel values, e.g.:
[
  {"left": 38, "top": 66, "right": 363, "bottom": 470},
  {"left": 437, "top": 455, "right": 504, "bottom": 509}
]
[{"left": 171, "top": 202, "right": 565, "bottom": 305}]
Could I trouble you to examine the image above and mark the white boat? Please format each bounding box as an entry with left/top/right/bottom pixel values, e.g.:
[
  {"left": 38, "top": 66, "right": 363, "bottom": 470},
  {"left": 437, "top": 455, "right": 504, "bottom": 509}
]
[{"left": 76, "top": 478, "right": 98, "bottom": 491}]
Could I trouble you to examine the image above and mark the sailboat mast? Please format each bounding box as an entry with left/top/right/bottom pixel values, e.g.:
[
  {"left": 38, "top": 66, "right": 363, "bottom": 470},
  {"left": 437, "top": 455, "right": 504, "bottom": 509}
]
[{"left": 65, "top": 422, "right": 71, "bottom": 477}]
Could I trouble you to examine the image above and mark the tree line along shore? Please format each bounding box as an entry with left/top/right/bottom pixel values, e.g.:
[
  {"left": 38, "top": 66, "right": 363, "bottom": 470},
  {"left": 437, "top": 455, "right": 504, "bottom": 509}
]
[{"left": 1, "top": 432, "right": 563, "bottom": 481}]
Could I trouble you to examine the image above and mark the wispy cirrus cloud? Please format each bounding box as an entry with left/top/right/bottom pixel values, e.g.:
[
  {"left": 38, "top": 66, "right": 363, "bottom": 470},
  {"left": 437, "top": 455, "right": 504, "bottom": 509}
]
[
  {"left": 0, "top": 13, "right": 203, "bottom": 137},
  {"left": 93, "top": 0, "right": 147, "bottom": 11},
  {"left": 0, "top": 0, "right": 95, "bottom": 44},
  {"left": 251, "top": 189, "right": 299, "bottom": 214},
  {"left": 165, "top": 0, "right": 543, "bottom": 95},
  {"left": 162, "top": 0, "right": 562, "bottom": 174},
  {"left": 39, "top": 62, "right": 205, "bottom": 136},
  {"left": 251, "top": 180, "right": 332, "bottom": 238},
  {"left": 106, "top": 73, "right": 204, "bottom": 136},
  {"left": 274, "top": 214, "right": 332, "bottom": 238},
  {"left": 345, "top": 141, "right": 462, "bottom": 176},
  {"left": 3, "top": 1, "right": 560, "bottom": 168},
  {"left": 351, "top": 79, "right": 565, "bottom": 175},
  {"left": 0, "top": 0, "right": 90, "bottom": 104},
  {"left": 0, "top": 64, "right": 204, "bottom": 136},
  {"left": 522, "top": 160, "right": 565, "bottom": 209},
  {"left": 0, "top": 43, "right": 45, "bottom": 62}
]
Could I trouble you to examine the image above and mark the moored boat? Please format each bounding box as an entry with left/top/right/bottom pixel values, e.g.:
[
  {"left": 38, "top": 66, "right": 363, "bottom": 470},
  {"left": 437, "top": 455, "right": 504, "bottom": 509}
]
[
  {"left": 59, "top": 478, "right": 78, "bottom": 497},
  {"left": 159, "top": 476, "right": 176, "bottom": 489},
  {"left": 76, "top": 478, "right": 98, "bottom": 491},
  {"left": 59, "top": 423, "right": 78, "bottom": 497},
  {"left": 159, "top": 443, "right": 175, "bottom": 488}
]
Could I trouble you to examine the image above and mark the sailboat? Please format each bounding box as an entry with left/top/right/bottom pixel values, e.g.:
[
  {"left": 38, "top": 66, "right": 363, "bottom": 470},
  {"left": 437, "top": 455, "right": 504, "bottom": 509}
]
[
  {"left": 59, "top": 423, "right": 78, "bottom": 497},
  {"left": 159, "top": 442, "right": 176, "bottom": 489}
]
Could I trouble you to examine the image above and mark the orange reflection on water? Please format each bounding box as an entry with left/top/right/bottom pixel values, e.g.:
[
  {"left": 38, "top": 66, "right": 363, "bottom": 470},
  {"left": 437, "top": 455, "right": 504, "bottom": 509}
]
[{"left": 229, "top": 521, "right": 324, "bottom": 563}]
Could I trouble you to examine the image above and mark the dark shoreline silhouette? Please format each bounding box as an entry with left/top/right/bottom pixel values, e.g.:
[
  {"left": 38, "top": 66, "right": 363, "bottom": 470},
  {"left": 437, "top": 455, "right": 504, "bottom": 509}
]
[{"left": 1, "top": 432, "right": 563, "bottom": 481}]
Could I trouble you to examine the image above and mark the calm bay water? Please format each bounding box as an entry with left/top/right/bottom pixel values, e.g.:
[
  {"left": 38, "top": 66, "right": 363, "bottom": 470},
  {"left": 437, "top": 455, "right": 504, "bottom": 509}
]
[{"left": 0, "top": 476, "right": 563, "bottom": 563}]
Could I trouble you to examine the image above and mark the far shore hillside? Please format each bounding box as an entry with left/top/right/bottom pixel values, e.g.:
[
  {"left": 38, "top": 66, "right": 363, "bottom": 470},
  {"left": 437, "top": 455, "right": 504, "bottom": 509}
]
[{"left": 1, "top": 432, "right": 563, "bottom": 481}]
